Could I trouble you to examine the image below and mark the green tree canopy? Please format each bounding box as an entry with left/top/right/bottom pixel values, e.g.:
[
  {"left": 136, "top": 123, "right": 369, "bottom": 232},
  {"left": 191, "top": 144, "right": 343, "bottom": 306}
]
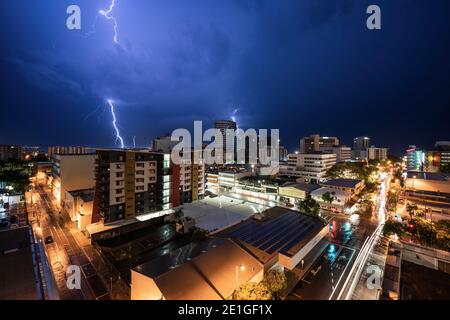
[{"left": 234, "top": 282, "right": 272, "bottom": 300}]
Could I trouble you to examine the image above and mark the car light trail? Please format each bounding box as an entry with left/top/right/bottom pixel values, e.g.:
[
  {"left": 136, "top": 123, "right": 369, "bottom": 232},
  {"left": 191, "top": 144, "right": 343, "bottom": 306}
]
[
  {"left": 332, "top": 174, "right": 389, "bottom": 300},
  {"left": 99, "top": 0, "right": 119, "bottom": 44},
  {"left": 107, "top": 99, "right": 125, "bottom": 148}
]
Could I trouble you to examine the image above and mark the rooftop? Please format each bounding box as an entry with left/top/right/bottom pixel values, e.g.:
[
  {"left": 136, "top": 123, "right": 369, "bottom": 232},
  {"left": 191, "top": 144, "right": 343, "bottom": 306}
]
[
  {"left": 407, "top": 171, "right": 450, "bottom": 181},
  {"left": 321, "top": 178, "right": 363, "bottom": 189},
  {"left": 0, "top": 226, "right": 38, "bottom": 300},
  {"left": 280, "top": 182, "right": 321, "bottom": 193},
  {"left": 133, "top": 238, "right": 263, "bottom": 300},
  {"left": 218, "top": 207, "right": 324, "bottom": 261},
  {"left": 68, "top": 188, "right": 95, "bottom": 202}
]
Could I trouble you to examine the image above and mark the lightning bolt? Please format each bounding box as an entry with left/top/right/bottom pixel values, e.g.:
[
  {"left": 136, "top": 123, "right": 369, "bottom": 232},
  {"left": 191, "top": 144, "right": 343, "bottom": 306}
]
[
  {"left": 133, "top": 136, "right": 136, "bottom": 148},
  {"left": 231, "top": 108, "right": 239, "bottom": 128},
  {"left": 107, "top": 99, "right": 125, "bottom": 148},
  {"left": 99, "top": 0, "right": 119, "bottom": 44}
]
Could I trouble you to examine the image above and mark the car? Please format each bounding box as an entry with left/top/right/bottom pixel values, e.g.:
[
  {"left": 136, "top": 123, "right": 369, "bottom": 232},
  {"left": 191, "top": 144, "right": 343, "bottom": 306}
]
[
  {"left": 44, "top": 236, "right": 54, "bottom": 244},
  {"left": 0, "top": 220, "right": 9, "bottom": 228}
]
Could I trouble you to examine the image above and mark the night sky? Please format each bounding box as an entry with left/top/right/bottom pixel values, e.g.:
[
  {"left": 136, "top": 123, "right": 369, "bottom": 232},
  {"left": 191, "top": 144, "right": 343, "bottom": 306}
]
[{"left": 0, "top": 0, "right": 449, "bottom": 155}]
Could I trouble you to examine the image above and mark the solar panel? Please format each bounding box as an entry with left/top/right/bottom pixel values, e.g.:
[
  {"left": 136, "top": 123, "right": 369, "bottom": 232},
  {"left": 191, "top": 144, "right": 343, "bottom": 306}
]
[
  {"left": 265, "top": 221, "right": 314, "bottom": 254},
  {"left": 247, "top": 214, "right": 300, "bottom": 245},
  {"left": 237, "top": 213, "right": 290, "bottom": 242},
  {"left": 251, "top": 214, "right": 306, "bottom": 247},
  {"left": 279, "top": 223, "right": 316, "bottom": 254},
  {"left": 260, "top": 219, "right": 312, "bottom": 252}
]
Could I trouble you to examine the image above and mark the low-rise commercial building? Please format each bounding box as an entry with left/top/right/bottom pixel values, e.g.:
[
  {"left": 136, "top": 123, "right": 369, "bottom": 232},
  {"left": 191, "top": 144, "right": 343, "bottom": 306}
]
[
  {"left": 279, "top": 152, "right": 336, "bottom": 183},
  {"left": 64, "top": 188, "right": 95, "bottom": 230},
  {"left": 401, "top": 171, "right": 450, "bottom": 219},
  {"left": 221, "top": 207, "right": 328, "bottom": 271},
  {"left": 131, "top": 238, "right": 263, "bottom": 300},
  {"left": 320, "top": 178, "right": 365, "bottom": 195}
]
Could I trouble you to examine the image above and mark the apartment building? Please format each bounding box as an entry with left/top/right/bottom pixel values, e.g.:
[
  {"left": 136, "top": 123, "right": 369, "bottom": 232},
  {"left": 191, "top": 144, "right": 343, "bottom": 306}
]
[
  {"left": 92, "top": 150, "right": 171, "bottom": 224},
  {"left": 171, "top": 151, "right": 205, "bottom": 205}
]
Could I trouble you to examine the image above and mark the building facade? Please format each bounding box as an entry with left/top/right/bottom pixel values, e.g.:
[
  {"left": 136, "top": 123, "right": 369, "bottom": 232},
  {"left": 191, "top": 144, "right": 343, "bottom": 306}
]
[
  {"left": 367, "top": 146, "right": 388, "bottom": 161},
  {"left": 0, "top": 145, "right": 23, "bottom": 161},
  {"left": 92, "top": 150, "right": 171, "bottom": 224},
  {"left": 279, "top": 152, "right": 336, "bottom": 183},
  {"left": 300, "top": 134, "right": 339, "bottom": 154},
  {"left": 353, "top": 136, "right": 371, "bottom": 151},
  {"left": 51, "top": 154, "right": 97, "bottom": 206}
]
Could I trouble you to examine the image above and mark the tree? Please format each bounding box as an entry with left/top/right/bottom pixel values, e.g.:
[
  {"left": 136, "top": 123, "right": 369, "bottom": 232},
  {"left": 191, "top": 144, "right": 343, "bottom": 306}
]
[
  {"left": 297, "top": 194, "right": 320, "bottom": 216},
  {"left": 234, "top": 282, "right": 272, "bottom": 300},
  {"left": 263, "top": 269, "right": 287, "bottom": 299},
  {"left": 187, "top": 227, "right": 209, "bottom": 242},
  {"left": 382, "top": 220, "right": 405, "bottom": 237},
  {"left": 439, "top": 163, "right": 450, "bottom": 174},
  {"left": 321, "top": 191, "right": 336, "bottom": 205},
  {"left": 406, "top": 203, "right": 419, "bottom": 219}
]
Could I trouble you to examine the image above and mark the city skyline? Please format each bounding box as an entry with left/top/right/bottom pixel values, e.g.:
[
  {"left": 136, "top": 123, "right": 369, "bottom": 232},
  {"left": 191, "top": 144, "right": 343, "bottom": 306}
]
[{"left": 1, "top": 1, "right": 449, "bottom": 155}]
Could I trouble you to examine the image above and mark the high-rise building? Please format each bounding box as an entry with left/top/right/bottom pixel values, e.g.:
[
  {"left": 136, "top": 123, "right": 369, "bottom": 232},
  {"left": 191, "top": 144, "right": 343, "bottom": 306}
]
[
  {"left": 152, "top": 135, "right": 179, "bottom": 153},
  {"left": 214, "top": 120, "right": 237, "bottom": 163},
  {"left": 406, "top": 145, "right": 425, "bottom": 171},
  {"left": 367, "top": 146, "right": 388, "bottom": 161},
  {"left": 353, "top": 136, "right": 371, "bottom": 151},
  {"left": 300, "top": 134, "right": 339, "bottom": 154},
  {"left": 170, "top": 151, "right": 205, "bottom": 205},
  {"left": 92, "top": 150, "right": 172, "bottom": 224},
  {"left": 279, "top": 145, "right": 289, "bottom": 161},
  {"left": 0, "top": 145, "right": 23, "bottom": 161}
]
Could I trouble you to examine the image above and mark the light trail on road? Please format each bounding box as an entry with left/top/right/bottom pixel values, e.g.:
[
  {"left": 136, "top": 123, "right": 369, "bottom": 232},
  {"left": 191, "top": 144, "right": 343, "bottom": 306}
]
[{"left": 333, "top": 171, "right": 389, "bottom": 300}]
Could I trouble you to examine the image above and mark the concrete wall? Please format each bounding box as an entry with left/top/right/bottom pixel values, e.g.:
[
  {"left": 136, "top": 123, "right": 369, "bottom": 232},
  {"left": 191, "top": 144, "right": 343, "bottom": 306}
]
[
  {"left": 401, "top": 242, "right": 450, "bottom": 272},
  {"left": 60, "top": 155, "right": 96, "bottom": 194},
  {"left": 278, "top": 225, "right": 329, "bottom": 270}
]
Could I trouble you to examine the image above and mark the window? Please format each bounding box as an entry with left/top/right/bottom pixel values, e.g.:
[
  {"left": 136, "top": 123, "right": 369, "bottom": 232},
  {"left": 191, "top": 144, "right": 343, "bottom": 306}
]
[
  {"left": 116, "top": 172, "right": 124, "bottom": 178},
  {"left": 136, "top": 186, "right": 145, "bottom": 191},
  {"left": 136, "top": 178, "right": 145, "bottom": 183},
  {"left": 136, "top": 162, "right": 145, "bottom": 168},
  {"left": 136, "top": 170, "right": 145, "bottom": 175}
]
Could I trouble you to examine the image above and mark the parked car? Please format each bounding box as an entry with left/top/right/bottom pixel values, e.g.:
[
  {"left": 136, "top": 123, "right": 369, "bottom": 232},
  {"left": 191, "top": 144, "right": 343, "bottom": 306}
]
[{"left": 44, "top": 236, "right": 54, "bottom": 244}]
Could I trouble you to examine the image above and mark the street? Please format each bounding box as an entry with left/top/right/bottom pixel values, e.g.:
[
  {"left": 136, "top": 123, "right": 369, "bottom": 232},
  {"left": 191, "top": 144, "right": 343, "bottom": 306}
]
[
  {"left": 286, "top": 172, "right": 391, "bottom": 300},
  {"left": 27, "top": 184, "right": 130, "bottom": 300}
]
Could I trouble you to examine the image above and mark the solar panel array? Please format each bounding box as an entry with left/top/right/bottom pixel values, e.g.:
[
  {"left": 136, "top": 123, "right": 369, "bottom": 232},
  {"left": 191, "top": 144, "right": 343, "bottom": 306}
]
[{"left": 229, "top": 211, "right": 318, "bottom": 256}]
